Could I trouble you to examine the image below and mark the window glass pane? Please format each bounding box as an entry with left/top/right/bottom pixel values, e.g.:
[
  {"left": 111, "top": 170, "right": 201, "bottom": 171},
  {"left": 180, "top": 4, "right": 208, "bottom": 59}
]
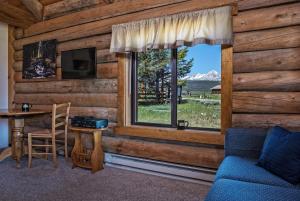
[
  {"left": 136, "top": 49, "right": 172, "bottom": 125},
  {"left": 177, "top": 45, "right": 221, "bottom": 129}
]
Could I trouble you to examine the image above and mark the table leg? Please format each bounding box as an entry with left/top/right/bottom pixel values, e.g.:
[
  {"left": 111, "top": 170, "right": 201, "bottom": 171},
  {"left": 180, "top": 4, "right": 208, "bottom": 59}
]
[
  {"left": 12, "top": 119, "right": 24, "bottom": 168},
  {"left": 0, "top": 117, "right": 13, "bottom": 162},
  {"left": 71, "top": 131, "right": 83, "bottom": 168},
  {"left": 91, "top": 131, "right": 103, "bottom": 173}
]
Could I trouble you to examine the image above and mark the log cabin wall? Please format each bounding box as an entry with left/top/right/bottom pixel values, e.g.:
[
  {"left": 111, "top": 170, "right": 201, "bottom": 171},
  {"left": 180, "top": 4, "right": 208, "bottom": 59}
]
[
  {"left": 9, "top": 0, "right": 300, "bottom": 169},
  {"left": 232, "top": 0, "right": 300, "bottom": 131}
]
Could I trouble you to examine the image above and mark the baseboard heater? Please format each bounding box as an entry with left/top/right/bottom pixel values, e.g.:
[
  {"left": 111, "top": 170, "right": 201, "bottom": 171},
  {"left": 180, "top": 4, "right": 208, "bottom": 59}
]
[{"left": 104, "top": 153, "right": 215, "bottom": 185}]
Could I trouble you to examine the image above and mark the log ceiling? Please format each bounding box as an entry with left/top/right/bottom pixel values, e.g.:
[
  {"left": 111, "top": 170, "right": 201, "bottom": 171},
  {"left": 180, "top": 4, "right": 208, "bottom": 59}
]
[
  {"left": 0, "top": 1, "right": 37, "bottom": 28},
  {"left": 0, "top": 0, "right": 116, "bottom": 27}
]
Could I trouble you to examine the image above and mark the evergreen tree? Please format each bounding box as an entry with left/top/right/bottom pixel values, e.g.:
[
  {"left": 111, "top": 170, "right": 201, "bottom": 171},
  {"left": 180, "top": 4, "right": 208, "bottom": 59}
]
[{"left": 137, "top": 47, "right": 193, "bottom": 104}]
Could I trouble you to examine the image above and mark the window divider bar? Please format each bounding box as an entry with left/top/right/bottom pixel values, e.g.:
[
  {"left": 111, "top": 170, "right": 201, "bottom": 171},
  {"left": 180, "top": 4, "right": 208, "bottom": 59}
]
[
  {"left": 131, "top": 52, "right": 138, "bottom": 124},
  {"left": 171, "top": 49, "right": 178, "bottom": 128}
]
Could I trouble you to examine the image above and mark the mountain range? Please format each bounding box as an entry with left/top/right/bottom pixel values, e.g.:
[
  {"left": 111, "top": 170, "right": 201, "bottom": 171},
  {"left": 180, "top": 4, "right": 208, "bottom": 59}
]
[{"left": 181, "top": 70, "right": 221, "bottom": 81}]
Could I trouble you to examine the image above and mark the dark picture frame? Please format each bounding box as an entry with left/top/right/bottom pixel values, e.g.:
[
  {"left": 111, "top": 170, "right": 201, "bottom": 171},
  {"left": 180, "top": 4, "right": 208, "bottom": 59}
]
[{"left": 23, "top": 39, "right": 57, "bottom": 79}]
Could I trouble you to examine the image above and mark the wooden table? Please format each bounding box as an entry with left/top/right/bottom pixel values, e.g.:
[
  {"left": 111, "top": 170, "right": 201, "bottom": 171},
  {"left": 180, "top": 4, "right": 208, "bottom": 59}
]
[
  {"left": 0, "top": 109, "right": 50, "bottom": 167},
  {"left": 69, "top": 126, "right": 107, "bottom": 173}
]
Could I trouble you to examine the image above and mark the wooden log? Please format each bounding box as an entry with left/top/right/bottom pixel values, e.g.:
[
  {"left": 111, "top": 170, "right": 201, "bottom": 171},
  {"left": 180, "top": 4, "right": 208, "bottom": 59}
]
[
  {"left": 24, "top": 118, "right": 116, "bottom": 132},
  {"left": 97, "top": 49, "right": 117, "bottom": 63},
  {"left": 57, "top": 34, "right": 111, "bottom": 52},
  {"left": 232, "top": 114, "right": 300, "bottom": 131},
  {"left": 14, "top": 28, "right": 23, "bottom": 39},
  {"left": 233, "top": 71, "right": 300, "bottom": 91},
  {"left": 221, "top": 47, "right": 233, "bottom": 134},
  {"left": 14, "top": 50, "right": 23, "bottom": 61},
  {"left": 97, "top": 62, "right": 118, "bottom": 79},
  {"left": 17, "top": 49, "right": 112, "bottom": 65},
  {"left": 56, "top": 67, "right": 62, "bottom": 80},
  {"left": 233, "top": 2, "right": 300, "bottom": 32},
  {"left": 234, "top": 26, "right": 300, "bottom": 52},
  {"left": 24, "top": 0, "right": 212, "bottom": 37},
  {"left": 102, "top": 136, "right": 224, "bottom": 169},
  {"left": 20, "top": 0, "right": 43, "bottom": 20},
  {"left": 15, "top": 79, "right": 118, "bottom": 94},
  {"left": 117, "top": 53, "right": 126, "bottom": 127},
  {"left": 14, "top": 72, "right": 61, "bottom": 83},
  {"left": 56, "top": 55, "right": 61, "bottom": 67},
  {"left": 13, "top": 61, "right": 22, "bottom": 72},
  {"left": 14, "top": 56, "right": 61, "bottom": 71},
  {"left": 115, "top": 126, "right": 224, "bottom": 145},
  {"left": 69, "top": 107, "right": 117, "bottom": 122},
  {"left": 15, "top": 34, "right": 111, "bottom": 61},
  {"left": 233, "top": 48, "right": 300, "bottom": 73},
  {"left": 0, "top": 3, "right": 37, "bottom": 28},
  {"left": 25, "top": 0, "right": 188, "bottom": 37},
  {"left": 40, "top": 0, "right": 62, "bottom": 5},
  {"left": 24, "top": 115, "right": 52, "bottom": 129},
  {"left": 14, "top": 50, "right": 22, "bottom": 61},
  {"left": 8, "top": 26, "right": 15, "bottom": 110},
  {"left": 233, "top": 92, "right": 300, "bottom": 114},
  {"left": 15, "top": 0, "right": 235, "bottom": 49},
  {"left": 238, "top": 0, "right": 298, "bottom": 11},
  {"left": 14, "top": 93, "right": 118, "bottom": 108},
  {"left": 44, "top": 0, "right": 104, "bottom": 19},
  {"left": 24, "top": 104, "right": 118, "bottom": 122},
  {"left": 56, "top": 52, "right": 115, "bottom": 67},
  {"left": 0, "top": 2, "right": 37, "bottom": 21}
]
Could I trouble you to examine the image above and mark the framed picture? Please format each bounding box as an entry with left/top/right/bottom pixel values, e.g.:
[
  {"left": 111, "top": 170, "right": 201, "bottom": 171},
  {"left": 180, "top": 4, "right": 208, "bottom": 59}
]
[{"left": 23, "top": 39, "right": 57, "bottom": 79}]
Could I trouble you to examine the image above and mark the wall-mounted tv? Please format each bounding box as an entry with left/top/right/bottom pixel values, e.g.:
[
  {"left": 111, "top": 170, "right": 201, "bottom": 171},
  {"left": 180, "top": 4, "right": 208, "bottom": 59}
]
[{"left": 61, "top": 47, "right": 96, "bottom": 79}]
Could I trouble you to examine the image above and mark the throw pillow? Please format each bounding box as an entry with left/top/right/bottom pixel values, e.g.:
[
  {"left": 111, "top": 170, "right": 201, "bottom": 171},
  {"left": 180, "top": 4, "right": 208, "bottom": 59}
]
[{"left": 257, "top": 126, "right": 300, "bottom": 185}]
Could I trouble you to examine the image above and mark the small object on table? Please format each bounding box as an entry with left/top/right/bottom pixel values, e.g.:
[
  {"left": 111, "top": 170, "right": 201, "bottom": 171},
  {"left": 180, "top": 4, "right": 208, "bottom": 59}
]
[
  {"left": 177, "top": 120, "right": 189, "bottom": 130},
  {"left": 0, "top": 109, "right": 50, "bottom": 168},
  {"left": 69, "top": 126, "right": 107, "bottom": 173},
  {"left": 21, "top": 103, "right": 32, "bottom": 112},
  {"left": 71, "top": 116, "right": 108, "bottom": 128}
]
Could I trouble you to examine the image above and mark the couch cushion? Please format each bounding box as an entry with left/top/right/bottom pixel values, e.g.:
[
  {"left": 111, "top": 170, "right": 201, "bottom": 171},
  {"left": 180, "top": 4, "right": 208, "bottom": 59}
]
[
  {"left": 205, "top": 179, "right": 300, "bottom": 201},
  {"left": 257, "top": 126, "right": 300, "bottom": 185},
  {"left": 225, "top": 128, "right": 267, "bottom": 159},
  {"left": 215, "top": 156, "right": 299, "bottom": 188}
]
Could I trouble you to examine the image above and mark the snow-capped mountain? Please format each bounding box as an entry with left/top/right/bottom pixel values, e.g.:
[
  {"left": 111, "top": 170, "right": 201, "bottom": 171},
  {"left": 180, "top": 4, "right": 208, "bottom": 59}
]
[{"left": 182, "top": 70, "right": 221, "bottom": 81}]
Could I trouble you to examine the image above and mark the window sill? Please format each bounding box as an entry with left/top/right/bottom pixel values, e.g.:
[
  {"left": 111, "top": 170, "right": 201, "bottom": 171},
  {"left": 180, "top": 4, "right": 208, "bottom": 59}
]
[{"left": 114, "top": 125, "right": 224, "bottom": 145}]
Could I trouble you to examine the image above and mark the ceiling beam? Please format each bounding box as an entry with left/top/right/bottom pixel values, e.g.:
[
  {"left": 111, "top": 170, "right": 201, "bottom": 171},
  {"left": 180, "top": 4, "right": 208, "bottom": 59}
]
[
  {"left": 20, "top": 0, "right": 44, "bottom": 20},
  {"left": 0, "top": 2, "right": 37, "bottom": 28},
  {"left": 44, "top": 0, "right": 105, "bottom": 19}
]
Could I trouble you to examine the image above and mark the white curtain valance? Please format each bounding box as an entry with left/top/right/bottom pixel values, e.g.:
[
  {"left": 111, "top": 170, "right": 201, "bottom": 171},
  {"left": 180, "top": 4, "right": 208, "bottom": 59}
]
[{"left": 110, "top": 6, "right": 232, "bottom": 53}]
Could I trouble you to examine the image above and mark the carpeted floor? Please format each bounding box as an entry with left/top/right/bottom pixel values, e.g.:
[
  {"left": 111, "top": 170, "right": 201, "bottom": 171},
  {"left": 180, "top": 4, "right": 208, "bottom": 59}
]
[{"left": 0, "top": 157, "right": 210, "bottom": 201}]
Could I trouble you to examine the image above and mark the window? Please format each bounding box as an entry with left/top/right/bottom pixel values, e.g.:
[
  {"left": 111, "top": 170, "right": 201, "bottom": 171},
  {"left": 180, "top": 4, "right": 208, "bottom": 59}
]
[{"left": 131, "top": 45, "right": 221, "bottom": 130}]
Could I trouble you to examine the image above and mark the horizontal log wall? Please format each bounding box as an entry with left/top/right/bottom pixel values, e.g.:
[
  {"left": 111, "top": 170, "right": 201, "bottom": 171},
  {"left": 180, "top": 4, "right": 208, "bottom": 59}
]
[
  {"left": 11, "top": 0, "right": 300, "bottom": 169},
  {"left": 12, "top": 0, "right": 235, "bottom": 169},
  {"left": 232, "top": 0, "right": 300, "bottom": 131}
]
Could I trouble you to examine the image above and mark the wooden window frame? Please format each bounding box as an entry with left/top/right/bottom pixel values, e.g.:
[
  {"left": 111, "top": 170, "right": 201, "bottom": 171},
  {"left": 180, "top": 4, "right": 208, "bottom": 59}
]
[
  {"left": 131, "top": 48, "right": 223, "bottom": 131},
  {"left": 131, "top": 49, "right": 178, "bottom": 128},
  {"left": 115, "top": 45, "right": 232, "bottom": 146}
]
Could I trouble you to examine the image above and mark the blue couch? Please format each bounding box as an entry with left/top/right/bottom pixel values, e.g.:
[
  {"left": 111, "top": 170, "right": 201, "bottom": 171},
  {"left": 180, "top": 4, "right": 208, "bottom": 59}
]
[{"left": 205, "top": 128, "right": 300, "bottom": 201}]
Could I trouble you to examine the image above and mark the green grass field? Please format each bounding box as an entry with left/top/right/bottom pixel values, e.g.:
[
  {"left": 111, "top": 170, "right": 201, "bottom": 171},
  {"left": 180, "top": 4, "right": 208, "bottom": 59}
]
[{"left": 137, "top": 99, "right": 220, "bottom": 129}]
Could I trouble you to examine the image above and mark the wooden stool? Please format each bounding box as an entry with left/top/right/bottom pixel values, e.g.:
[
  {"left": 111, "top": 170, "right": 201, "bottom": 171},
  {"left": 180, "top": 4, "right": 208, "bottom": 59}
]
[{"left": 69, "top": 126, "right": 107, "bottom": 173}]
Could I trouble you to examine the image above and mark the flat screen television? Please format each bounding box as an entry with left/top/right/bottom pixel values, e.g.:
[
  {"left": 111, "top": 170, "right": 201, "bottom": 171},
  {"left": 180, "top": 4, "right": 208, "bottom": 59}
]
[{"left": 61, "top": 47, "right": 96, "bottom": 79}]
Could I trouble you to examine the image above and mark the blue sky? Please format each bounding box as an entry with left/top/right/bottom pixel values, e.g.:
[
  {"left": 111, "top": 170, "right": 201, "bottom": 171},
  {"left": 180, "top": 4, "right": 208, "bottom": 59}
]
[{"left": 184, "top": 44, "right": 221, "bottom": 75}]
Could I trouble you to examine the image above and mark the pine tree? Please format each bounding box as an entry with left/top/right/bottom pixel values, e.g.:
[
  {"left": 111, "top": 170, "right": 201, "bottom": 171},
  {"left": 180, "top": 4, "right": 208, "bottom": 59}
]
[{"left": 137, "top": 47, "right": 193, "bottom": 104}]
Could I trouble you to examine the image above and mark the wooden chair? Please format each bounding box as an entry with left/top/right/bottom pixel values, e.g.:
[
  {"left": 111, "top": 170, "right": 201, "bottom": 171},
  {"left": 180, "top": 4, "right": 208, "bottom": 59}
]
[{"left": 28, "top": 103, "right": 71, "bottom": 168}]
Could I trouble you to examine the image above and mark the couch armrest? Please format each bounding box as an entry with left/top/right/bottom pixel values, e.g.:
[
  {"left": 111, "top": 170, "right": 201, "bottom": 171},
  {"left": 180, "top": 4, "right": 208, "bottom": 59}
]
[{"left": 225, "top": 128, "right": 268, "bottom": 159}]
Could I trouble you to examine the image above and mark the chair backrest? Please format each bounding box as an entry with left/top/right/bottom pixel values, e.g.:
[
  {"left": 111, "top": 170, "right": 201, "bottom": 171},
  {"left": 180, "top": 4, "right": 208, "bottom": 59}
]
[{"left": 51, "top": 103, "right": 71, "bottom": 137}]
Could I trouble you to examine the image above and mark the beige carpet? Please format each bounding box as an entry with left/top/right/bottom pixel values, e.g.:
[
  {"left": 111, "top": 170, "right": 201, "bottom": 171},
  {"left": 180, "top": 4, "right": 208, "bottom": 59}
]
[{"left": 0, "top": 157, "right": 210, "bottom": 201}]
